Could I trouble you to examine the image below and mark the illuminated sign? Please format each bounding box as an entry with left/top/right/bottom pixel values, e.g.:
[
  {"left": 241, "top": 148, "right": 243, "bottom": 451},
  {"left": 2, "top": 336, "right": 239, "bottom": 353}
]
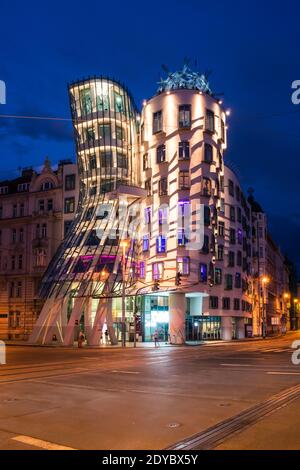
[{"left": 0, "top": 80, "right": 6, "bottom": 104}]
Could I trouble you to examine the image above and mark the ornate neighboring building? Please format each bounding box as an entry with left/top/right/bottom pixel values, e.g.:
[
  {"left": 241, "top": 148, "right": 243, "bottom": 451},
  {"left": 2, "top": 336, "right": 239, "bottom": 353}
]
[{"left": 0, "top": 159, "right": 78, "bottom": 340}]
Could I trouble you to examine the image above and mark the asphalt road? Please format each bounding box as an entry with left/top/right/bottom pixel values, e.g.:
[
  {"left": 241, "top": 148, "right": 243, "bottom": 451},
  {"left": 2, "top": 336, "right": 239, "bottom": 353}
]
[{"left": 1, "top": 332, "right": 300, "bottom": 450}]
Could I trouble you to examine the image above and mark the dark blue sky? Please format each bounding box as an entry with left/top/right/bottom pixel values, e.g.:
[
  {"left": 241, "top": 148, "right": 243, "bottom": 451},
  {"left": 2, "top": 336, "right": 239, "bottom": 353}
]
[{"left": 0, "top": 0, "right": 299, "bottom": 271}]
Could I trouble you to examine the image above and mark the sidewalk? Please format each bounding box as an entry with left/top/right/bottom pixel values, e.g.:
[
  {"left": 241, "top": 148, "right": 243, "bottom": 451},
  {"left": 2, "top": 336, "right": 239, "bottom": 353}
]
[{"left": 4, "top": 331, "right": 296, "bottom": 348}]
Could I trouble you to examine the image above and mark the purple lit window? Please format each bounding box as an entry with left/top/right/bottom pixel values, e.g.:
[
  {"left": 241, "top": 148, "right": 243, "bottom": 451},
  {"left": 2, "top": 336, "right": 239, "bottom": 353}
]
[
  {"left": 142, "top": 235, "right": 149, "bottom": 252},
  {"left": 139, "top": 261, "right": 145, "bottom": 279},
  {"left": 199, "top": 263, "right": 207, "bottom": 282},
  {"left": 156, "top": 235, "right": 166, "bottom": 253},
  {"left": 237, "top": 229, "right": 243, "bottom": 245},
  {"left": 144, "top": 207, "right": 151, "bottom": 225}
]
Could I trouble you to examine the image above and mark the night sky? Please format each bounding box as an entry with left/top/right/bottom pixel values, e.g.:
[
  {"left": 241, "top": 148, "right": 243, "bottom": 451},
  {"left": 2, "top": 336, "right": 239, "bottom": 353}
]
[{"left": 0, "top": 0, "right": 299, "bottom": 271}]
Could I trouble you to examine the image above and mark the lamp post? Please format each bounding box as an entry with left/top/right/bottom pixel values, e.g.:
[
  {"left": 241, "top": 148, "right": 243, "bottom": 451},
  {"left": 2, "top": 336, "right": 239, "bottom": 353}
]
[
  {"left": 261, "top": 275, "right": 270, "bottom": 339},
  {"left": 284, "top": 292, "right": 291, "bottom": 332},
  {"left": 120, "top": 240, "right": 129, "bottom": 348}
]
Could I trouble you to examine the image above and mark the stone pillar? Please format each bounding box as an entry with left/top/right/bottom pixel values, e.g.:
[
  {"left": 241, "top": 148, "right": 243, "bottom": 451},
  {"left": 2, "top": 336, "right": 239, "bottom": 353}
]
[
  {"left": 169, "top": 293, "right": 186, "bottom": 344},
  {"left": 221, "top": 316, "right": 232, "bottom": 341},
  {"left": 236, "top": 317, "right": 245, "bottom": 339}
]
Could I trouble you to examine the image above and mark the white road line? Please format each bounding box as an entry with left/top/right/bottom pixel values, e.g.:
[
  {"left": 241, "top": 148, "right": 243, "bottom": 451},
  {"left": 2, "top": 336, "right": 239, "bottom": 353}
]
[
  {"left": 111, "top": 370, "right": 140, "bottom": 374},
  {"left": 12, "top": 435, "right": 76, "bottom": 450},
  {"left": 267, "top": 372, "right": 300, "bottom": 376},
  {"left": 220, "top": 363, "right": 253, "bottom": 367}
]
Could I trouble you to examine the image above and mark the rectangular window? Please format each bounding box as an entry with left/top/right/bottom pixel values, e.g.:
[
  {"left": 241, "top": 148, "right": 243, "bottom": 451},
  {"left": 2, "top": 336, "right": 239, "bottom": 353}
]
[
  {"left": 143, "top": 153, "right": 149, "bottom": 170},
  {"left": 12, "top": 228, "right": 16, "bottom": 243},
  {"left": 205, "top": 109, "right": 215, "bottom": 132},
  {"left": 139, "top": 261, "right": 145, "bottom": 279},
  {"left": 214, "top": 268, "right": 222, "bottom": 285},
  {"left": 89, "top": 154, "right": 97, "bottom": 171},
  {"left": 222, "top": 297, "right": 231, "bottom": 310},
  {"left": 199, "top": 263, "right": 207, "bottom": 282},
  {"left": 114, "top": 92, "right": 124, "bottom": 112},
  {"left": 201, "top": 235, "right": 209, "bottom": 254},
  {"left": 156, "top": 144, "right": 166, "bottom": 163},
  {"left": 230, "top": 206, "right": 235, "bottom": 222},
  {"left": 221, "top": 119, "right": 225, "bottom": 142},
  {"left": 100, "top": 151, "right": 113, "bottom": 167},
  {"left": 228, "top": 179, "right": 234, "bottom": 196},
  {"left": 64, "top": 221, "right": 72, "bottom": 237},
  {"left": 204, "top": 206, "right": 210, "bottom": 226},
  {"left": 19, "top": 203, "right": 24, "bottom": 217},
  {"left": 178, "top": 104, "right": 191, "bottom": 128},
  {"left": 145, "top": 179, "right": 151, "bottom": 196},
  {"left": 179, "top": 170, "right": 190, "bottom": 190},
  {"left": 144, "top": 207, "right": 151, "bottom": 225},
  {"left": 64, "top": 197, "right": 75, "bottom": 214},
  {"left": 237, "top": 250, "right": 242, "bottom": 266},
  {"left": 80, "top": 88, "right": 92, "bottom": 114},
  {"left": 99, "top": 124, "right": 111, "bottom": 144},
  {"left": 153, "top": 110, "right": 163, "bottom": 134},
  {"left": 65, "top": 174, "right": 76, "bottom": 191},
  {"left": 159, "top": 177, "right": 168, "bottom": 196},
  {"left": 235, "top": 272, "right": 242, "bottom": 288},
  {"left": 158, "top": 207, "right": 168, "bottom": 225},
  {"left": 117, "top": 153, "right": 127, "bottom": 169},
  {"left": 202, "top": 177, "right": 211, "bottom": 197},
  {"left": 218, "top": 221, "right": 225, "bottom": 237},
  {"left": 225, "top": 274, "right": 233, "bottom": 290},
  {"left": 178, "top": 141, "right": 190, "bottom": 160},
  {"left": 16, "top": 281, "right": 22, "bottom": 298},
  {"left": 38, "top": 200, "right": 44, "bottom": 212},
  {"left": 234, "top": 298, "right": 240, "bottom": 310},
  {"left": 204, "top": 143, "right": 213, "bottom": 163},
  {"left": 209, "top": 296, "right": 218, "bottom": 309},
  {"left": 142, "top": 235, "right": 149, "bottom": 252},
  {"left": 230, "top": 228, "right": 236, "bottom": 244},
  {"left": 237, "top": 229, "right": 243, "bottom": 244},
  {"left": 86, "top": 127, "right": 95, "bottom": 144},
  {"left": 177, "top": 256, "right": 190, "bottom": 276},
  {"left": 116, "top": 125, "right": 125, "bottom": 145},
  {"left": 217, "top": 245, "right": 224, "bottom": 261},
  {"left": 156, "top": 235, "right": 166, "bottom": 254},
  {"left": 228, "top": 251, "right": 235, "bottom": 267},
  {"left": 152, "top": 262, "right": 164, "bottom": 280},
  {"left": 13, "top": 204, "right": 18, "bottom": 217},
  {"left": 41, "top": 223, "right": 47, "bottom": 238},
  {"left": 0, "top": 186, "right": 8, "bottom": 194},
  {"left": 11, "top": 255, "right": 15, "bottom": 270},
  {"left": 177, "top": 228, "right": 188, "bottom": 246},
  {"left": 18, "top": 254, "right": 23, "bottom": 269},
  {"left": 19, "top": 228, "right": 24, "bottom": 243},
  {"left": 47, "top": 199, "right": 53, "bottom": 211}
]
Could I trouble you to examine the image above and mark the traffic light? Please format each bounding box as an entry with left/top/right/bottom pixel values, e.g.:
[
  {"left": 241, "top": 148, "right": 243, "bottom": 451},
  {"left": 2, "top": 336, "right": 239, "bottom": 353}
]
[
  {"left": 152, "top": 280, "right": 160, "bottom": 292},
  {"left": 175, "top": 271, "right": 182, "bottom": 286}
]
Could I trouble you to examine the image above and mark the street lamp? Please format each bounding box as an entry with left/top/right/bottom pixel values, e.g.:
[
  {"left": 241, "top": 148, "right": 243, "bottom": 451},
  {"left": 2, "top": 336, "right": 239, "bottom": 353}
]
[
  {"left": 261, "top": 275, "right": 270, "bottom": 339},
  {"left": 120, "top": 240, "right": 129, "bottom": 348}
]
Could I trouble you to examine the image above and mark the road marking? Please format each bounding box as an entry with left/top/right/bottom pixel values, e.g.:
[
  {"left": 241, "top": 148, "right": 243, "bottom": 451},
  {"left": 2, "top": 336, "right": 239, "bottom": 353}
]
[
  {"left": 221, "top": 363, "right": 253, "bottom": 367},
  {"left": 267, "top": 371, "right": 300, "bottom": 376},
  {"left": 12, "top": 435, "right": 76, "bottom": 450},
  {"left": 111, "top": 370, "right": 140, "bottom": 374}
]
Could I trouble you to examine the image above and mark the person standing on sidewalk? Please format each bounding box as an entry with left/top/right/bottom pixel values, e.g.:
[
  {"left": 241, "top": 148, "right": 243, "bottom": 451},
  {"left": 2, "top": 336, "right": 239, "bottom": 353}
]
[{"left": 154, "top": 329, "right": 159, "bottom": 348}]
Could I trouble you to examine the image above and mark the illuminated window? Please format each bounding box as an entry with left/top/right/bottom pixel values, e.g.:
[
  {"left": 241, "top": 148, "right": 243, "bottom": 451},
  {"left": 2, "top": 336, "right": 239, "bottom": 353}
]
[
  {"left": 156, "top": 235, "right": 166, "bottom": 254},
  {"left": 178, "top": 141, "right": 190, "bottom": 160},
  {"left": 139, "top": 261, "right": 145, "bottom": 279},
  {"left": 114, "top": 92, "right": 124, "bottom": 112},
  {"left": 179, "top": 170, "right": 190, "bottom": 190},
  {"left": 177, "top": 256, "right": 190, "bottom": 275},
  {"left": 159, "top": 177, "right": 168, "bottom": 196},
  {"left": 214, "top": 268, "right": 222, "bottom": 285},
  {"left": 177, "top": 228, "right": 187, "bottom": 246},
  {"left": 64, "top": 197, "right": 75, "bottom": 214},
  {"left": 153, "top": 110, "right": 163, "bottom": 134},
  {"left": 199, "top": 263, "right": 207, "bottom": 282},
  {"left": 143, "top": 153, "right": 149, "bottom": 170},
  {"left": 144, "top": 207, "right": 151, "bottom": 224},
  {"left": 96, "top": 92, "right": 109, "bottom": 112},
  {"left": 116, "top": 126, "right": 125, "bottom": 146},
  {"left": 218, "top": 221, "right": 225, "bottom": 237},
  {"left": 152, "top": 262, "right": 164, "bottom": 280},
  {"left": 178, "top": 104, "right": 191, "bottom": 128},
  {"left": 156, "top": 144, "right": 166, "bottom": 163},
  {"left": 142, "top": 235, "right": 149, "bottom": 252},
  {"left": 158, "top": 207, "right": 168, "bottom": 225},
  {"left": 80, "top": 88, "right": 92, "bottom": 115},
  {"left": 205, "top": 109, "right": 215, "bottom": 132}
]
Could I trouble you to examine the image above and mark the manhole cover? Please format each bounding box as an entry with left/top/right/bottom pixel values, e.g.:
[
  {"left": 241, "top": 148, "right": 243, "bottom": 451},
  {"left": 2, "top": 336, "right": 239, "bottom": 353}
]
[{"left": 167, "top": 422, "right": 181, "bottom": 428}]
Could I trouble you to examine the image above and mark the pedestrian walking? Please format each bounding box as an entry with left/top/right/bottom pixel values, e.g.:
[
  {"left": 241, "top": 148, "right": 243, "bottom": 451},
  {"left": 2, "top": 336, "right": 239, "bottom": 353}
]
[
  {"left": 78, "top": 331, "right": 85, "bottom": 348},
  {"left": 153, "top": 329, "right": 159, "bottom": 348},
  {"left": 104, "top": 329, "right": 109, "bottom": 345}
]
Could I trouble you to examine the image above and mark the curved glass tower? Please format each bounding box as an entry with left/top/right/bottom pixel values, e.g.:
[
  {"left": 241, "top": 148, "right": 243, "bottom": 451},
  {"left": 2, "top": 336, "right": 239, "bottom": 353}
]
[{"left": 30, "top": 77, "right": 144, "bottom": 345}]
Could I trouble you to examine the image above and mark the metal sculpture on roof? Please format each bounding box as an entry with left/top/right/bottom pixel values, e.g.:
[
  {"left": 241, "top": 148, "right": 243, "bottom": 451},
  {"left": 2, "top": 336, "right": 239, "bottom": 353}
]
[{"left": 157, "top": 64, "right": 212, "bottom": 94}]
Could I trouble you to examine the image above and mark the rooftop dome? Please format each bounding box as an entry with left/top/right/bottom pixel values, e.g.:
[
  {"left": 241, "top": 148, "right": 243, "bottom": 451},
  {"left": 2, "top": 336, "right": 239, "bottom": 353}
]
[{"left": 157, "top": 64, "right": 212, "bottom": 94}]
